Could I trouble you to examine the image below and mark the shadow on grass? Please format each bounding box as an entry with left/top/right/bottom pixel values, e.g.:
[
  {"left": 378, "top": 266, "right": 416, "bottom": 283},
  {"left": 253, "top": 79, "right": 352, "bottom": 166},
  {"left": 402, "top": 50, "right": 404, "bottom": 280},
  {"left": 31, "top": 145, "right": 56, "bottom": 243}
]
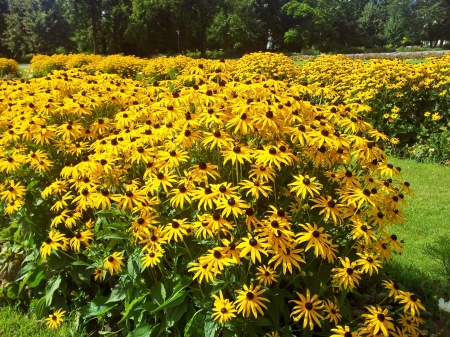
[{"left": 380, "top": 259, "right": 450, "bottom": 336}]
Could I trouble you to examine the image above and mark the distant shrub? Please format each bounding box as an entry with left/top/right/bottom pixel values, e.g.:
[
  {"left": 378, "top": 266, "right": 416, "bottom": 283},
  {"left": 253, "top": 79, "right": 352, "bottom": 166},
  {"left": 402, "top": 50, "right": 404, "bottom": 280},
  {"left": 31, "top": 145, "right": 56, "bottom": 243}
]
[{"left": 0, "top": 58, "right": 19, "bottom": 78}]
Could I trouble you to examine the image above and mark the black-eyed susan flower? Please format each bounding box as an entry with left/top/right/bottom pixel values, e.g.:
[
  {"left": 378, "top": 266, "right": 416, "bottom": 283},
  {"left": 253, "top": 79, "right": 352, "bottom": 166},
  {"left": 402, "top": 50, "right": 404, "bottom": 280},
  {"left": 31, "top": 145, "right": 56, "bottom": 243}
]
[
  {"left": 310, "top": 195, "right": 343, "bottom": 225},
  {"left": 355, "top": 252, "right": 382, "bottom": 275},
  {"left": 255, "top": 265, "right": 278, "bottom": 286},
  {"left": 330, "top": 325, "right": 360, "bottom": 337},
  {"left": 397, "top": 313, "right": 420, "bottom": 334},
  {"left": 168, "top": 184, "right": 194, "bottom": 209},
  {"left": 93, "top": 268, "right": 105, "bottom": 281},
  {"left": 199, "top": 248, "right": 234, "bottom": 275},
  {"left": 249, "top": 164, "right": 276, "bottom": 183},
  {"left": 240, "top": 179, "right": 272, "bottom": 199},
  {"left": 41, "top": 230, "right": 66, "bottom": 258},
  {"left": 296, "top": 223, "right": 331, "bottom": 258},
  {"left": 322, "top": 299, "right": 342, "bottom": 325},
  {"left": 103, "top": 251, "right": 125, "bottom": 276},
  {"left": 45, "top": 308, "right": 66, "bottom": 329},
  {"left": 163, "top": 218, "right": 189, "bottom": 242},
  {"left": 69, "top": 229, "right": 94, "bottom": 252},
  {"left": 192, "top": 185, "right": 219, "bottom": 211},
  {"left": 361, "top": 305, "right": 395, "bottom": 337},
  {"left": 396, "top": 291, "right": 426, "bottom": 317},
  {"left": 288, "top": 174, "right": 321, "bottom": 199},
  {"left": 289, "top": 289, "right": 323, "bottom": 330},
  {"left": 211, "top": 290, "right": 237, "bottom": 323},
  {"left": 237, "top": 234, "right": 268, "bottom": 263},
  {"left": 222, "top": 144, "right": 253, "bottom": 165},
  {"left": 268, "top": 245, "right": 305, "bottom": 275},
  {"left": 188, "top": 261, "right": 216, "bottom": 283},
  {"left": 234, "top": 283, "right": 269, "bottom": 318},
  {"left": 141, "top": 249, "right": 163, "bottom": 268},
  {"left": 332, "top": 257, "right": 361, "bottom": 291},
  {"left": 0, "top": 180, "right": 27, "bottom": 202},
  {"left": 216, "top": 196, "right": 248, "bottom": 218}
]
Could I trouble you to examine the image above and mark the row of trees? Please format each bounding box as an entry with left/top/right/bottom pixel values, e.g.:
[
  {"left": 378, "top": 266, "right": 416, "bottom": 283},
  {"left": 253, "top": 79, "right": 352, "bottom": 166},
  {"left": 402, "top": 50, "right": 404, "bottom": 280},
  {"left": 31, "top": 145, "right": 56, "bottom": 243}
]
[{"left": 0, "top": 0, "right": 449, "bottom": 58}]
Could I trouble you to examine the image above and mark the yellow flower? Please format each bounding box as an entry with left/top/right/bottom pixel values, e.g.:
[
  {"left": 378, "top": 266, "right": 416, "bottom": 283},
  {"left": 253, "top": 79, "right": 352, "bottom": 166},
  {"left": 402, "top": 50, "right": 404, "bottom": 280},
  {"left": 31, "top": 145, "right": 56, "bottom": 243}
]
[
  {"left": 211, "top": 290, "right": 237, "bottom": 323},
  {"left": 424, "top": 111, "right": 431, "bottom": 117},
  {"left": 103, "top": 252, "right": 125, "bottom": 276},
  {"left": 93, "top": 268, "right": 105, "bottom": 281},
  {"left": 45, "top": 308, "right": 66, "bottom": 329},
  {"left": 289, "top": 289, "right": 323, "bottom": 330},
  {"left": 41, "top": 230, "right": 66, "bottom": 258},
  {"left": 234, "top": 283, "right": 270, "bottom": 318},
  {"left": 390, "top": 137, "right": 400, "bottom": 145},
  {"left": 432, "top": 112, "right": 441, "bottom": 121}
]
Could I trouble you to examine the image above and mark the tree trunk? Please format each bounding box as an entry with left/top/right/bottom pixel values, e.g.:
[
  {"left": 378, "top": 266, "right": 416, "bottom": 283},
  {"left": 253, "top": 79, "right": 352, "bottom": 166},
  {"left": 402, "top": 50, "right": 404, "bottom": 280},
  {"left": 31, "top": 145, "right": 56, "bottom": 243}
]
[
  {"left": 200, "top": 19, "right": 207, "bottom": 58},
  {"left": 91, "top": 2, "right": 98, "bottom": 54}
]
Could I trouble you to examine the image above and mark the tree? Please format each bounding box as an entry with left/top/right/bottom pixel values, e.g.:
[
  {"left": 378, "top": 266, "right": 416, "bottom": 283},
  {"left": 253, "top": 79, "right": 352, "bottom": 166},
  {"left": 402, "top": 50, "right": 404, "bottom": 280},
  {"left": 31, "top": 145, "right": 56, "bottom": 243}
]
[
  {"left": 3, "top": 0, "right": 72, "bottom": 57},
  {"left": 282, "top": 0, "right": 338, "bottom": 51},
  {"left": 383, "top": 0, "right": 413, "bottom": 45},
  {"left": 358, "top": 1, "right": 385, "bottom": 47},
  {"left": 414, "top": 0, "right": 450, "bottom": 47},
  {"left": 60, "top": 0, "right": 104, "bottom": 54},
  {"left": 207, "top": 0, "right": 265, "bottom": 54}
]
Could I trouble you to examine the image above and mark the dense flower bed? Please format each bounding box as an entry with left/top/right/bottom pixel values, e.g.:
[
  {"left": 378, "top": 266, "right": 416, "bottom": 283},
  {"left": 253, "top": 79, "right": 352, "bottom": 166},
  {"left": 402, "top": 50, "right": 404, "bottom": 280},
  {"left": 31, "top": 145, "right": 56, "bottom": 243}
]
[{"left": 0, "top": 53, "right": 427, "bottom": 336}]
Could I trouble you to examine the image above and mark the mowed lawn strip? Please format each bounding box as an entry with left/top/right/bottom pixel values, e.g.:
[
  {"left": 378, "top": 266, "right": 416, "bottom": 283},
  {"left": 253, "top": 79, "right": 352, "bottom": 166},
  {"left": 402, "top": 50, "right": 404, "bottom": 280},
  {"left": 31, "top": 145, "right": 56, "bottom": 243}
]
[
  {"left": 387, "top": 158, "right": 450, "bottom": 276},
  {"left": 0, "top": 305, "right": 75, "bottom": 337}
]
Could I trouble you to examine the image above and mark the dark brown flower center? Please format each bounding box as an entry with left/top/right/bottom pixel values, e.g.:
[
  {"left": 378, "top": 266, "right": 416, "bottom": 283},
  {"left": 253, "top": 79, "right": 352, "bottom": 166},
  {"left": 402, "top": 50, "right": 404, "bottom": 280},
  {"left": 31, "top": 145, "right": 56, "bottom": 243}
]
[
  {"left": 108, "top": 256, "right": 114, "bottom": 262},
  {"left": 246, "top": 292, "right": 254, "bottom": 300},
  {"left": 249, "top": 238, "right": 257, "bottom": 246},
  {"left": 305, "top": 302, "right": 313, "bottom": 310}
]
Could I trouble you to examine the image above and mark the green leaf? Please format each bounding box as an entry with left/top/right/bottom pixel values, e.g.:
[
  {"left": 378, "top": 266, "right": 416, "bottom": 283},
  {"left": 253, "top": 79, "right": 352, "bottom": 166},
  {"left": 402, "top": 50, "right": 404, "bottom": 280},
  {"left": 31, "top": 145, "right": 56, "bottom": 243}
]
[
  {"left": 45, "top": 275, "right": 62, "bottom": 306},
  {"left": 255, "top": 316, "right": 272, "bottom": 326},
  {"left": 15, "top": 263, "right": 36, "bottom": 281},
  {"left": 80, "top": 296, "right": 118, "bottom": 318},
  {"left": 166, "top": 298, "right": 188, "bottom": 327},
  {"left": 204, "top": 315, "right": 217, "bottom": 337},
  {"left": 184, "top": 309, "right": 206, "bottom": 337},
  {"left": 127, "top": 258, "right": 140, "bottom": 281},
  {"left": 34, "top": 296, "right": 47, "bottom": 319},
  {"left": 71, "top": 260, "right": 91, "bottom": 266},
  {"left": 27, "top": 268, "right": 45, "bottom": 288},
  {"left": 107, "top": 275, "right": 132, "bottom": 303},
  {"left": 118, "top": 294, "right": 147, "bottom": 323},
  {"left": 105, "top": 239, "right": 120, "bottom": 252},
  {"left": 128, "top": 325, "right": 152, "bottom": 337},
  {"left": 151, "top": 281, "right": 166, "bottom": 305},
  {"left": 97, "top": 233, "right": 130, "bottom": 240},
  {"left": 151, "top": 292, "right": 186, "bottom": 313}
]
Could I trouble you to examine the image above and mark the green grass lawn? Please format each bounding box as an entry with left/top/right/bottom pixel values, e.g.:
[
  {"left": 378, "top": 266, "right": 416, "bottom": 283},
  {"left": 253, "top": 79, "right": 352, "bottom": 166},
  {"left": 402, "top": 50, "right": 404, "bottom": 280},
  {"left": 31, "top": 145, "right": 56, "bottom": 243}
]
[
  {"left": 384, "top": 158, "right": 450, "bottom": 334},
  {"left": 0, "top": 305, "right": 75, "bottom": 337},
  {"left": 293, "top": 59, "right": 308, "bottom": 66},
  {"left": 388, "top": 158, "right": 450, "bottom": 275}
]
